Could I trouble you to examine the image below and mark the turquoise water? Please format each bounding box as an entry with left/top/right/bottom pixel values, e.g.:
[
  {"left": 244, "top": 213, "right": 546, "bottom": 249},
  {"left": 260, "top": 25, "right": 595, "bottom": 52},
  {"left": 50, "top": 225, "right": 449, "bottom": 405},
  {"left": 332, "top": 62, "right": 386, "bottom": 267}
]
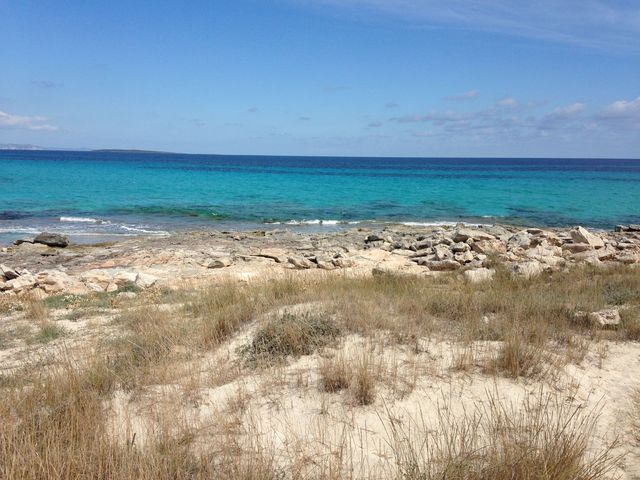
[{"left": 1, "top": 150, "right": 639, "bottom": 244}]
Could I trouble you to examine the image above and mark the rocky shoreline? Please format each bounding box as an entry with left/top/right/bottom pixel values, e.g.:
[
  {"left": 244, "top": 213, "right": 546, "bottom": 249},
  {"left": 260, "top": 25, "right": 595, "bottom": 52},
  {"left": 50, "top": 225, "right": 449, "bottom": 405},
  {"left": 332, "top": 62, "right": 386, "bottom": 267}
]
[{"left": 1, "top": 223, "right": 639, "bottom": 298}]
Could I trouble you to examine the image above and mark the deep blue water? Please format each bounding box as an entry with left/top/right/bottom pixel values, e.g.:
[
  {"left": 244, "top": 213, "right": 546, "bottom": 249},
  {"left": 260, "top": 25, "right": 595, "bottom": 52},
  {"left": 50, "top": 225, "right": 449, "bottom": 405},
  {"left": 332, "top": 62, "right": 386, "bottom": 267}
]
[{"left": 1, "top": 150, "right": 639, "bottom": 244}]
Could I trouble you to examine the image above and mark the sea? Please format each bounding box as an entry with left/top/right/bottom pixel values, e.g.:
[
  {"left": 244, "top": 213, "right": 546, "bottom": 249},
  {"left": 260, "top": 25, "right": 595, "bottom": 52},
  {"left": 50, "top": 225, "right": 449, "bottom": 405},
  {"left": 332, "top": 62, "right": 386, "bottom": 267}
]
[{"left": 1, "top": 150, "right": 639, "bottom": 245}]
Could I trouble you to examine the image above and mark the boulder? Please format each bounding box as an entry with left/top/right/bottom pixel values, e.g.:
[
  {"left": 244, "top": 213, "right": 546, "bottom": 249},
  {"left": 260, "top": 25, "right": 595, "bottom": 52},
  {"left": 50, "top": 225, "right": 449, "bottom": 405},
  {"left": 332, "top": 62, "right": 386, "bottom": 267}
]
[
  {"left": 135, "top": 272, "right": 158, "bottom": 288},
  {"left": 570, "top": 226, "right": 604, "bottom": 249},
  {"left": 562, "top": 243, "right": 591, "bottom": 253},
  {"left": 288, "top": 256, "right": 313, "bottom": 269},
  {"left": 255, "top": 248, "right": 288, "bottom": 263},
  {"left": 417, "top": 259, "right": 461, "bottom": 271},
  {"left": 588, "top": 309, "right": 621, "bottom": 328},
  {"left": 453, "top": 228, "right": 495, "bottom": 243},
  {"left": 203, "top": 256, "right": 233, "bottom": 269},
  {"left": 332, "top": 257, "right": 355, "bottom": 268},
  {"left": 7, "top": 273, "right": 37, "bottom": 292},
  {"left": 512, "top": 261, "right": 543, "bottom": 279},
  {"left": 464, "top": 268, "right": 495, "bottom": 283},
  {"left": 629, "top": 225, "right": 640, "bottom": 232},
  {"left": 454, "top": 251, "right": 475, "bottom": 264},
  {"left": 571, "top": 245, "right": 617, "bottom": 263},
  {"left": 33, "top": 232, "right": 69, "bottom": 248},
  {"left": 451, "top": 242, "right": 471, "bottom": 253},
  {"left": 0, "top": 264, "right": 19, "bottom": 280},
  {"left": 471, "top": 239, "right": 506, "bottom": 255},
  {"left": 365, "top": 234, "right": 384, "bottom": 243},
  {"left": 433, "top": 245, "right": 453, "bottom": 261},
  {"left": 507, "top": 231, "right": 533, "bottom": 249},
  {"left": 36, "top": 269, "right": 86, "bottom": 294}
]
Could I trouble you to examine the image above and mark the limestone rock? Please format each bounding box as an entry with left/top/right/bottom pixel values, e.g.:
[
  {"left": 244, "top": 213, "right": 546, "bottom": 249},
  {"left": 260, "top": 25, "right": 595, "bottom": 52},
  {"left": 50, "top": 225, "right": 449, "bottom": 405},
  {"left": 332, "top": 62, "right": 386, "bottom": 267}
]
[
  {"left": 453, "top": 228, "right": 495, "bottom": 243},
  {"left": 255, "top": 248, "right": 288, "bottom": 263},
  {"left": 332, "top": 257, "right": 355, "bottom": 268},
  {"left": 508, "top": 231, "right": 533, "bottom": 249},
  {"left": 451, "top": 242, "right": 471, "bottom": 253},
  {"left": 512, "top": 261, "right": 543, "bottom": 279},
  {"left": 203, "top": 256, "right": 233, "bottom": 269},
  {"left": 0, "top": 264, "right": 19, "bottom": 280},
  {"left": 433, "top": 245, "right": 453, "bottom": 261},
  {"left": 36, "top": 269, "right": 86, "bottom": 294},
  {"left": 7, "top": 273, "right": 37, "bottom": 292},
  {"left": 417, "top": 259, "right": 461, "bottom": 271},
  {"left": 454, "top": 251, "right": 474, "bottom": 264},
  {"left": 464, "top": 268, "right": 495, "bottom": 283},
  {"left": 562, "top": 243, "right": 591, "bottom": 253},
  {"left": 471, "top": 239, "right": 506, "bottom": 255},
  {"left": 135, "top": 272, "right": 158, "bottom": 288},
  {"left": 33, "top": 232, "right": 69, "bottom": 248},
  {"left": 588, "top": 309, "right": 621, "bottom": 328},
  {"left": 288, "top": 256, "right": 313, "bottom": 269},
  {"left": 570, "top": 226, "right": 604, "bottom": 249}
]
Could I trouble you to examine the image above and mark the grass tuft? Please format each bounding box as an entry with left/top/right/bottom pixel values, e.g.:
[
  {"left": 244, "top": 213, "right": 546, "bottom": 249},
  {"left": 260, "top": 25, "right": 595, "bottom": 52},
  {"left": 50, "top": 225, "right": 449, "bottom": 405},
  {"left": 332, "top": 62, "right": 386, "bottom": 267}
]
[{"left": 241, "top": 312, "right": 341, "bottom": 364}]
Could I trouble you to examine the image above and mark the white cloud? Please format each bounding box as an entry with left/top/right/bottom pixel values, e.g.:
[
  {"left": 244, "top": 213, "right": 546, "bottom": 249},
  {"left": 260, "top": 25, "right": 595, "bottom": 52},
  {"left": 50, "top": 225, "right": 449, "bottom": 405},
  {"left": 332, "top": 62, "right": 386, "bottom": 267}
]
[
  {"left": 0, "top": 110, "right": 57, "bottom": 131},
  {"left": 303, "top": 0, "right": 640, "bottom": 50},
  {"left": 446, "top": 90, "right": 478, "bottom": 101},
  {"left": 496, "top": 97, "right": 519, "bottom": 108},
  {"left": 598, "top": 96, "right": 640, "bottom": 118},
  {"left": 387, "top": 98, "right": 630, "bottom": 142}
]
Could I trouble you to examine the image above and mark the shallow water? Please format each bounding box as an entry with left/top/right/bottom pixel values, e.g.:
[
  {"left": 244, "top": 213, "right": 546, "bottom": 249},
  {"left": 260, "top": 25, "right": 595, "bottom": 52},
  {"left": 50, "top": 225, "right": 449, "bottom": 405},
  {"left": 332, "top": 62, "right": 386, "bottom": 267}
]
[{"left": 1, "top": 150, "right": 639, "bottom": 244}]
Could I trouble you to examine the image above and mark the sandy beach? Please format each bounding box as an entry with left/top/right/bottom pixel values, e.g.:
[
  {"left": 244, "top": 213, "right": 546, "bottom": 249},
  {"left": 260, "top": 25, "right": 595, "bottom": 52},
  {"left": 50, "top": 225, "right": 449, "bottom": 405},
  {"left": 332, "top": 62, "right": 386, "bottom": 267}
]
[{"left": 2, "top": 223, "right": 640, "bottom": 478}]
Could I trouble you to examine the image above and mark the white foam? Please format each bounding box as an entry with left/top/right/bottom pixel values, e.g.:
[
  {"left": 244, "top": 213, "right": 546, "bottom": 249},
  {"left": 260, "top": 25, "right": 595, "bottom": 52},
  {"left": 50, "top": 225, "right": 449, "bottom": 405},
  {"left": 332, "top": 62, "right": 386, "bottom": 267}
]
[
  {"left": 60, "top": 216, "right": 101, "bottom": 223},
  {"left": 119, "top": 225, "right": 169, "bottom": 235}
]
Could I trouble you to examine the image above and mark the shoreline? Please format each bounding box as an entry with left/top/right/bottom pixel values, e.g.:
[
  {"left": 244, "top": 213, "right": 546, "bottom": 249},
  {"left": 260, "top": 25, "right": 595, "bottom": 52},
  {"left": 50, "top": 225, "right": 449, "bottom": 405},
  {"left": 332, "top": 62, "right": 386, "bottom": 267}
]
[{"left": 1, "top": 222, "right": 639, "bottom": 297}]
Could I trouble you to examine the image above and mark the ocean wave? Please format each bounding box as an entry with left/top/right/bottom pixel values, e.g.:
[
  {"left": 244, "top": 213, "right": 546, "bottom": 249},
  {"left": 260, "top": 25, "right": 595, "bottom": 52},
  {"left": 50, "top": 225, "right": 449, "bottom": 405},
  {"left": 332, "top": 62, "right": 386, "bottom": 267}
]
[
  {"left": 265, "top": 219, "right": 360, "bottom": 226},
  {"left": 119, "top": 225, "right": 169, "bottom": 235},
  {"left": 60, "top": 216, "right": 103, "bottom": 224}
]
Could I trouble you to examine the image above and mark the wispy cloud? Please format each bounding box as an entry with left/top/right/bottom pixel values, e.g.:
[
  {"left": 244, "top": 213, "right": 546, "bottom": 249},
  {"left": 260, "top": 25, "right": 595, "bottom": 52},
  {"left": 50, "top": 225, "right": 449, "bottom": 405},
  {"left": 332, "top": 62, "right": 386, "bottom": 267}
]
[
  {"left": 31, "top": 80, "right": 63, "bottom": 89},
  {"left": 385, "top": 102, "right": 398, "bottom": 109},
  {"left": 322, "top": 85, "right": 350, "bottom": 93},
  {"left": 368, "top": 120, "right": 383, "bottom": 128},
  {"left": 246, "top": 107, "right": 258, "bottom": 113},
  {"left": 446, "top": 90, "right": 478, "bottom": 101},
  {"left": 597, "top": 96, "right": 640, "bottom": 119},
  {"left": 0, "top": 110, "right": 57, "bottom": 131},
  {"left": 388, "top": 96, "right": 640, "bottom": 143},
  {"left": 299, "top": 116, "right": 311, "bottom": 121},
  {"left": 305, "top": 0, "right": 640, "bottom": 51},
  {"left": 496, "top": 97, "right": 519, "bottom": 108}
]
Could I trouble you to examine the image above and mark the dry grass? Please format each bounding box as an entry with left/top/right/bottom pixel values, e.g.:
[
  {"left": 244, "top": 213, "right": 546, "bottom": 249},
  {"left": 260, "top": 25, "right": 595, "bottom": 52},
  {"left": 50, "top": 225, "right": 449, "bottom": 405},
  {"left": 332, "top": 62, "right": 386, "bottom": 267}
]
[
  {"left": 349, "top": 350, "right": 377, "bottom": 406},
  {"left": 1, "top": 263, "right": 638, "bottom": 478},
  {"left": 319, "top": 353, "right": 350, "bottom": 393},
  {"left": 241, "top": 311, "right": 342, "bottom": 364},
  {"left": 23, "top": 293, "right": 47, "bottom": 323},
  {"left": 388, "top": 390, "right": 620, "bottom": 480}
]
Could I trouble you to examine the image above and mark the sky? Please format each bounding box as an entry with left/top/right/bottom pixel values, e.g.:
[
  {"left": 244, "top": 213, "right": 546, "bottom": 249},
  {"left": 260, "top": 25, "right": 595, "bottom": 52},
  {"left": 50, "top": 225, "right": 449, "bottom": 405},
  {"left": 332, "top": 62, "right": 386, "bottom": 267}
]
[{"left": 1, "top": 0, "right": 639, "bottom": 157}]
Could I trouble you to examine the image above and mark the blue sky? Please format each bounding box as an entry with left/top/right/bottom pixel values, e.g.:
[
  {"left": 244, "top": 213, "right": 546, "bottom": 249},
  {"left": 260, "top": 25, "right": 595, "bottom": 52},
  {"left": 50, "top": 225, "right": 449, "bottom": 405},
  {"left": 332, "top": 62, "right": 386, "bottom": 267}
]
[{"left": 1, "top": 0, "right": 639, "bottom": 157}]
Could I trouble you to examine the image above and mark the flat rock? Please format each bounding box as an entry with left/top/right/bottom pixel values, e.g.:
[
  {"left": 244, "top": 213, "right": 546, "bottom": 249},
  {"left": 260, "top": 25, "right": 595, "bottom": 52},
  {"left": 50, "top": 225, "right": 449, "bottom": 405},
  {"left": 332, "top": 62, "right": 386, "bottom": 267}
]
[
  {"left": 7, "top": 273, "right": 37, "bottom": 292},
  {"left": 453, "top": 228, "right": 495, "bottom": 243},
  {"left": 33, "top": 232, "right": 70, "bottom": 248},
  {"left": 255, "top": 248, "right": 288, "bottom": 263},
  {"left": 417, "top": 259, "right": 461, "bottom": 271},
  {"left": 203, "top": 256, "right": 233, "bottom": 269},
  {"left": 471, "top": 239, "right": 506, "bottom": 255},
  {"left": 288, "top": 256, "right": 313, "bottom": 269},
  {"left": 0, "top": 264, "right": 19, "bottom": 280},
  {"left": 570, "top": 226, "right": 604, "bottom": 249},
  {"left": 562, "top": 243, "right": 591, "bottom": 253}
]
